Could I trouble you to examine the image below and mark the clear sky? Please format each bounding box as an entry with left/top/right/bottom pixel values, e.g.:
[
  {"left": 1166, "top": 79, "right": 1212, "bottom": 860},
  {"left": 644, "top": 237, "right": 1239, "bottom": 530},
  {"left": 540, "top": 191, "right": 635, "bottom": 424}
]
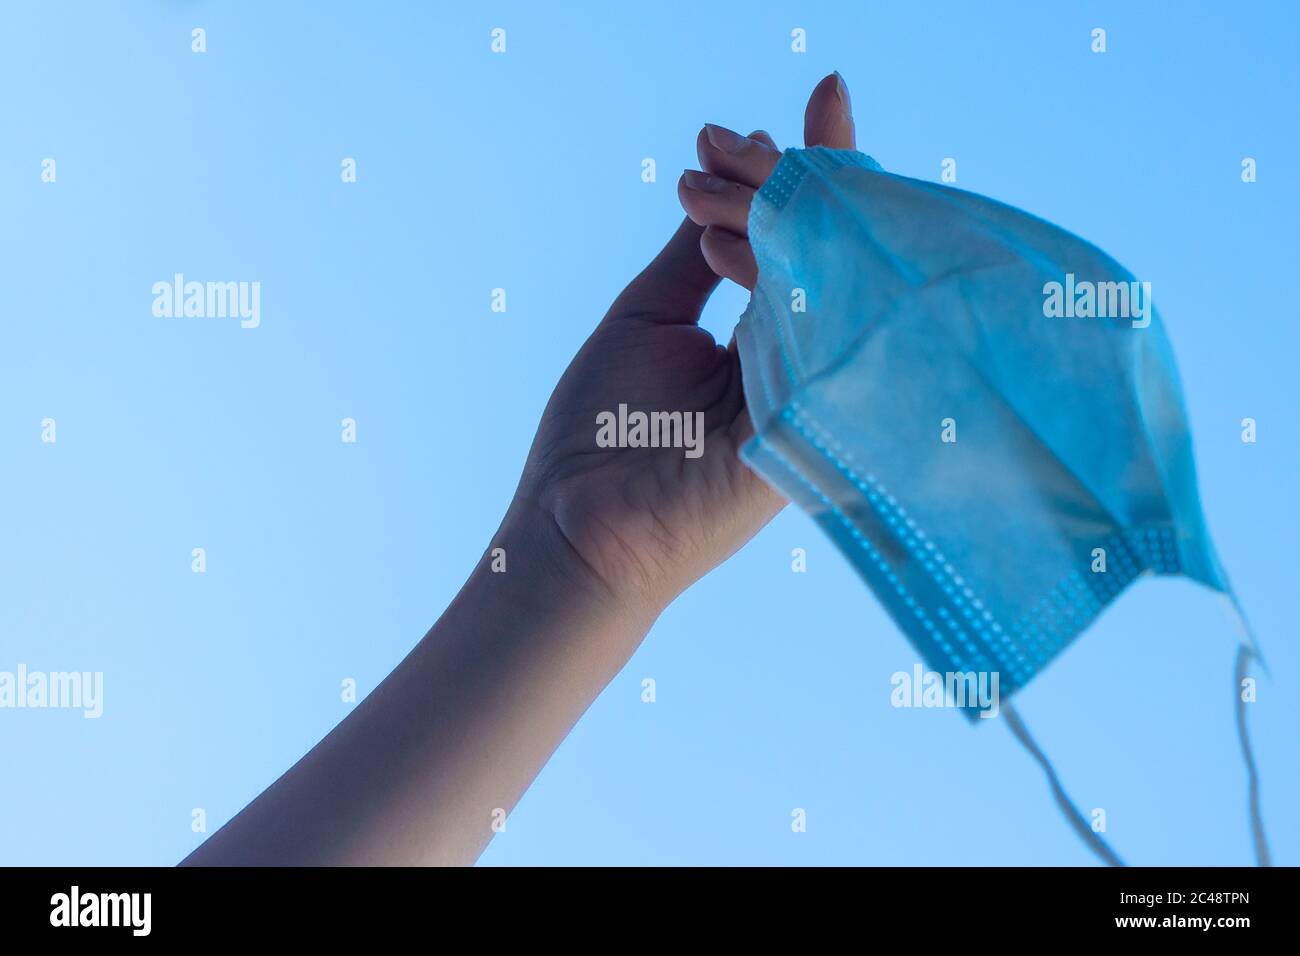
[{"left": 1, "top": 0, "right": 1296, "bottom": 865}]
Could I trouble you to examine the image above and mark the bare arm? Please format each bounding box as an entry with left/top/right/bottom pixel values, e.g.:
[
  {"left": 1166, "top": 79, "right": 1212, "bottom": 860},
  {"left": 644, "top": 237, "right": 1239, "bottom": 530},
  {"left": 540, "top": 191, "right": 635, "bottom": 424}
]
[
  {"left": 183, "top": 503, "right": 652, "bottom": 865},
  {"left": 182, "top": 75, "right": 855, "bottom": 866}
]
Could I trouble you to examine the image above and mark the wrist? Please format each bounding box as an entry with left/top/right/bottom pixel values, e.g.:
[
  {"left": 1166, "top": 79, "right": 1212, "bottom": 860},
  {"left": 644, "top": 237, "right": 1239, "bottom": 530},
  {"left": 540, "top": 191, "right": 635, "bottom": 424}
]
[{"left": 465, "top": 497, "right": 665, "bottom": 653}]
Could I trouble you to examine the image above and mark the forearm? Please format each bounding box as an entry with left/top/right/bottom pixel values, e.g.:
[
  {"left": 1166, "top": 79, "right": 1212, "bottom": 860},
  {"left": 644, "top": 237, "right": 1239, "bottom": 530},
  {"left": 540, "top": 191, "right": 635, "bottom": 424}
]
[{"left": 182, "top": 504, "right": 657, "bottom": 866}]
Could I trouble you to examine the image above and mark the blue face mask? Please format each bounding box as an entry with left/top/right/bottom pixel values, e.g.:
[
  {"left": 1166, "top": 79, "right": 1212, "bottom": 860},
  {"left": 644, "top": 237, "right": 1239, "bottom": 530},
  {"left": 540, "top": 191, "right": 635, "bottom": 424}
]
[{"left": 736, "top": 146, "right": 1269, "bottom": 866}]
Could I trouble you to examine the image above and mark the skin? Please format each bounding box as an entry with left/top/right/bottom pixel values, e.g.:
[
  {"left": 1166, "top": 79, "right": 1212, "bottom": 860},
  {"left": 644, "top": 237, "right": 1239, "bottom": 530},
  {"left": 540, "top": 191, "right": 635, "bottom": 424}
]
[{"left": 182, "top": 73, "right": 857, "bottom": 866}]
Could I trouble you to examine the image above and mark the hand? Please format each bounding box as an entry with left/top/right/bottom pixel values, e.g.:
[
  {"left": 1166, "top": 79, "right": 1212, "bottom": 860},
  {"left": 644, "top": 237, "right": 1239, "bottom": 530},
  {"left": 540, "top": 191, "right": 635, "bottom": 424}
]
[
  {"left": 510, "top": 73, "right": 858, "bottom": 623},
  {"left": 680, "top": 73, "right": 858, "bottom": 290},
  {"left": 183, "top": 74, "right": 862, "bottom": 867}
]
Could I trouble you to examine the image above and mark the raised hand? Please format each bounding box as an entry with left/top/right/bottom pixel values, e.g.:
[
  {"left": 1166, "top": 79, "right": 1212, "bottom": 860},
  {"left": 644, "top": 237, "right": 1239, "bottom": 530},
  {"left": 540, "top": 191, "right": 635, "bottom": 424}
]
[{"left": 511, "top": 73, "right": 858, "bottom": 624}]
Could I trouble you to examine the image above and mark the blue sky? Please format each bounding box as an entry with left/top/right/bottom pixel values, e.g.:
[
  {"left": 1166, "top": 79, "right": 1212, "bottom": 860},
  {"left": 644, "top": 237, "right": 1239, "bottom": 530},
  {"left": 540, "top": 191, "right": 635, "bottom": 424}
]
[{"left": 1, "top": 1, "right": 1296, "bottom": 865}]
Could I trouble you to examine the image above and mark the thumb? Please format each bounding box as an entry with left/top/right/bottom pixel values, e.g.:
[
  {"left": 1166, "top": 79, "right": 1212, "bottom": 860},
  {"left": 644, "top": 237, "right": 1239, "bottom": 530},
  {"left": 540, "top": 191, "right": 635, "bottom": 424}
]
[
  {"left": 605, "top": 216, "right": 721, "bottom": 326},
  {"left": 803, "top": 71, "right": 856, "bottom": 149}
]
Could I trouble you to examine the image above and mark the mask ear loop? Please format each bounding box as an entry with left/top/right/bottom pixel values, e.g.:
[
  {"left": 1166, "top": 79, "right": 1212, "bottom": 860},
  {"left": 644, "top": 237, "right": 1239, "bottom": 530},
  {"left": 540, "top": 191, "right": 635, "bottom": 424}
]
[
  {"left": 1001, "top": 702, "right": 1126, "bottom": 867},
  {"left": 1006, "top": 594, "right": 1272, "bottom": 868},
  {"left": 1225, "top": 594, "right": 1272, "bottom": 867}
]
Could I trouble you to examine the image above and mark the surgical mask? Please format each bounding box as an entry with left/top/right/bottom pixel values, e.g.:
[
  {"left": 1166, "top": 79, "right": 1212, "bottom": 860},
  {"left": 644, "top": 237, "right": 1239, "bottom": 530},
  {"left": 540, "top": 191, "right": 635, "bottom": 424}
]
[{"left": 736, "top": 146, "right": 1270, "bottom": 866}]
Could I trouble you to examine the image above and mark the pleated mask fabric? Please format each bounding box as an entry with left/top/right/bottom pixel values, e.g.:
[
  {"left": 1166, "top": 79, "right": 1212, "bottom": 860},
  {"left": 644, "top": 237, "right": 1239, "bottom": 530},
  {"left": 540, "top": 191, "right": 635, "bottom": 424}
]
[{"left": 735, "top": 146, "right": 1270, "bottom": 865}]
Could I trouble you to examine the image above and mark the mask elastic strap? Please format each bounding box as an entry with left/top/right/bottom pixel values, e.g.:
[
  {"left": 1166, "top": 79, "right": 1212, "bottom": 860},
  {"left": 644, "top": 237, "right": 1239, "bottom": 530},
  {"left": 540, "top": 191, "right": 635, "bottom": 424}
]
[
  {"left": 1225, "top": 594, "right": 1272, "bottom": 867},
  {"left": 1007, "top": 598, "right": 1272, "bottom": 868},
  {"left": 1001, "top": 702, "right": 1126, "bottom": 867}
]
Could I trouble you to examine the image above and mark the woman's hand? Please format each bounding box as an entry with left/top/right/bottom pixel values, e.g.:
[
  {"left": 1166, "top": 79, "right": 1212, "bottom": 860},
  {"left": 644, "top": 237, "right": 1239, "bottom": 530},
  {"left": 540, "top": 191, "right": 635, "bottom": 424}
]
[
  {"left": 511, "top": 72, "right": 857, "bottom": 629},
  {"left": 184, "top": 74, "right": 859, "bottom": 867}
]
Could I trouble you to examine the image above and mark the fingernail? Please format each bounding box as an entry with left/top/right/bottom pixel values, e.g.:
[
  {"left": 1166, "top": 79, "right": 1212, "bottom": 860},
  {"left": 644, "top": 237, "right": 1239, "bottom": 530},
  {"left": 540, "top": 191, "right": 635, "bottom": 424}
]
[
  {"left": 682, "top": 169, "right": 729, "bottom": 193},
  {"left": 705, "top": 123, "right": 749, "bottom": 153},
  {"left": 833, "top": 71, "right": 852, "bottom": 111}
]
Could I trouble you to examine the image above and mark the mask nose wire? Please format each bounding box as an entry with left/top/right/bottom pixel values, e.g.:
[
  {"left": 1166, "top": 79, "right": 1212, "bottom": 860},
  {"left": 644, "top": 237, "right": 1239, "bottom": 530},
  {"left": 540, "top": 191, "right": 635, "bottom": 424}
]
[{"left": 1001, "top": 702, "right": 1126, "bottom": 867}]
